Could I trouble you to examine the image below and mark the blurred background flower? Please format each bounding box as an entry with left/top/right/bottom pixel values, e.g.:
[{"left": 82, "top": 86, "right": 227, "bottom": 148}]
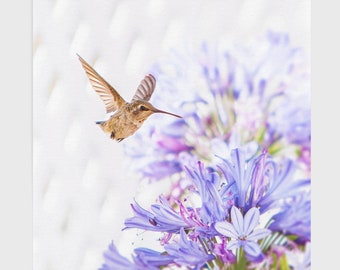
[{"left": 124, "top": 31, "right": 310, "bottom": 199}]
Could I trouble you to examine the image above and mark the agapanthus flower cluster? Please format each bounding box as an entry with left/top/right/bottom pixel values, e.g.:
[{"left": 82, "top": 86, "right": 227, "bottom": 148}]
[
  {"left": 100, "top": 148, "right": 310, "bottom": 269},
  {"left": 99, "top": 31, "right": 310, "bottom": 269}
]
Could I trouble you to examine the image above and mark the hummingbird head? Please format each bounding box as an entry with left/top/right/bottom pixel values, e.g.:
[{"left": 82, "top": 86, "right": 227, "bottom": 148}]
[{"left": 132, "top": 100, "right": 182, "bottom": 122}]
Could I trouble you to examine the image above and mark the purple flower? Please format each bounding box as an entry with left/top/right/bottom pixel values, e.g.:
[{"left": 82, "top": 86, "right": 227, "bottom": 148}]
[
  {"left": 185, "top": 161, "right": 227, "bottom": 224},
  {"left": 214, "top": 206, "right": 271, "bottom": 258},
  {"left": 268, "top": 192, "right": 311, "bottom": 243},
  {"left": 99, "top": 242, "right": 135, "bottom": 270},
  {"left": 133, "top": 248, "right": 176, "bottom": 267},
  {"left": 217, "top": 148, "right": 276, "bottom": 212},
  {"left": 217, "top": 148, "right": 258, "bottom": 209},
  {"left": 213, "top": 237, "right": 236, "bottom": 264},
  {"left": 138, "top": 160, "right": 183, "bottom": 180},
  {"left": 104, "top": 147, "right": 310, "bottom": 268},
  {"left": 99, "top": 242, "right": 176, "bottom": 270},
  {"left": 164, "top": 228, "right": 215, "bottom": 268},
  {"left": 218, "top": 148, "right": 310, "bottom": 214},
  {"left": 257, "top": 159, "right": 310, "bottom": 213},
  {"left": 286, "top": 242, "right": 311, "bottom": 270},
  {"left": 124, "top": 196, "right": 191, "bottom": 233}
]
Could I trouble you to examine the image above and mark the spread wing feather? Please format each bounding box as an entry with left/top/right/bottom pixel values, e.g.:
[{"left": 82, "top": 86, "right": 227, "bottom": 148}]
[
  {"left": 77, "top": 54, "right": 126, "bottom": 113},
  {"left": 131, "top": 74, "right": 156, "bottom": 101}
]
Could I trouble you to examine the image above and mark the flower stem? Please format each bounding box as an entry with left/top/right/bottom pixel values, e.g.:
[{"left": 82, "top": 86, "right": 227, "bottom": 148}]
[{"left": 235, "top": 248, "right": 247, "bottom": 269}]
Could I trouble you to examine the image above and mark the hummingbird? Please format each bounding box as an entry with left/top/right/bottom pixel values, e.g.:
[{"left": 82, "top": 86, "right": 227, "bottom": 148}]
[{"left": 77, "top": 54, "right": 182, "bottom": 142}]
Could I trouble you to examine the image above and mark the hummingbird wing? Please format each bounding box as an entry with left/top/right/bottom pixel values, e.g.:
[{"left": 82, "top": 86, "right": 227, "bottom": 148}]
[
  {"left": 131, "top": 74, "right": 156, "bottom": 101},
  {"left": 77, "top": 54, "right": 126, "bottom": 113}
]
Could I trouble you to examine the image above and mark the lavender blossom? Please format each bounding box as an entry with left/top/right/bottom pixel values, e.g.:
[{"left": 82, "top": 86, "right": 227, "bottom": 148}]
[
  {"left": 213, "top": 237, "right": 236, "bottom": 264},
  {"left": 184, "top": 161, "right": 227, "bottom": 224},
  {"left": 268, "top": 192, "right": 311, "bottom": 243},
  {"left": 217, "top": 148, "right": 259, "bottom": 209},
  {"left": 214, "top": 206, "right": 271, "bottom": 259},
  {"left": 133, "top": 248, "right": 176, "bottom": 267},
  {"left": 99, "top": 242, "right": 134, "bottom": 270},
  {"left": 257, "top": 159, "right": 310, "bottom": 214},
  {"left": 124, "top": 196, "right": 191, "bottom": 233},
  {"left": 99, "top": 242, "right": 174, "bottom": 270},
  {"left": 218, "top": 148, "right": 310, "bottom": 214},
  {"left": 286, "top": 242, "right": 311, "bottom": 270},
  {"left": 101, "top": 147, "right": 310, "bottom": 269},
  {"left": 124, "top": 147, "right": 310, "bottom": 244},
  {"left": 164, "top": 228, "right": 215, "bottom": 268}
]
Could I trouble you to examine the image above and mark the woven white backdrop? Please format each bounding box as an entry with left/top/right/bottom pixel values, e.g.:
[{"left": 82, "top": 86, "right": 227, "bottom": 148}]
[{"left": 33, "top": 1, "right": 310, "bottom": 269}]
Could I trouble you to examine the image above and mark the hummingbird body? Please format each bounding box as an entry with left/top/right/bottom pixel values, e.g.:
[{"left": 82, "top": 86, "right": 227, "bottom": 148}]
[
  {"left": 97, "top": 100, "right": 156, "bottom": 141},
  {"left": 77, "top": 54, "right": 181, "bottom": 141}
]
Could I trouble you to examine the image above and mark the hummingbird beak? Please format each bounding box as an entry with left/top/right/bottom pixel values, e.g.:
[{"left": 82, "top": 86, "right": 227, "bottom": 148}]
[{"left": 152, "top": 108, "right": 182, "bottom": 118}]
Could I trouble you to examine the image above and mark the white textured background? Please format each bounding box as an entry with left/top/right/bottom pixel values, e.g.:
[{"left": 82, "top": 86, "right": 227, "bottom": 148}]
[{"left": 33, "top": 1, "right": 310, "bottom": 269}]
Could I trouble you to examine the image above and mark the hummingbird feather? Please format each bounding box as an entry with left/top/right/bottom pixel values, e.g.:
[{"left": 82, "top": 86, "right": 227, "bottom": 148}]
[
  {"left": 77, "top": 54, "right": 126, "bottom": 113},
  {"left": 131, "top": 74, "right": 156, "bottom": 102}
]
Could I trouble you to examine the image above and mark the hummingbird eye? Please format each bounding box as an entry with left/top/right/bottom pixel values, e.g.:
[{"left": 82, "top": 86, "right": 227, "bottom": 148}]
[{"left": 140, "top": 105, "right": 149, "bottom": 111}]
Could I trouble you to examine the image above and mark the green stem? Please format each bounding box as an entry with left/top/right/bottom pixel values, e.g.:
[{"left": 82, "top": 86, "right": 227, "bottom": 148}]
[{"left": 235, "top": 248, "right": 247, "bottom": 270}]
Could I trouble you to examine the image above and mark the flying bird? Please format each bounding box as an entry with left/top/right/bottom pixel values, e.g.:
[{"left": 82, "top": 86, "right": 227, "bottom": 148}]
[{"left": 77, "top": 54, "right": 182, "bottom": 142}]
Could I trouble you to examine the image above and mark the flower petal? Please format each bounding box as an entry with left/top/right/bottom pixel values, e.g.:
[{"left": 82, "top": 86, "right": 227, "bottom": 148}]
[
  {"left": 243, "top": 240, "right": 262, "bottom": 257},
  {"left": 164, "top": 228, "right": 215, "bottom": 267},
  {"left": 134, "top": 248, "right": 175, "bottom": 266},
  {"left": 247, "top": 228, "right": 271, "bottom": 241},
  {"left": 99, "top": 242, "right": 133, "bottom": 270},
  {"left": 230, "top": 206, "right": 244, "bottom": 235},
  {"left": 227, "top": 240, "right": 241, "bottom": 250},
  {"left": 214, "top": 221, "right": 239, "bottom": 238},
  {"left": 243, "top": 207, "right": 260, "bottom": 235}
]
